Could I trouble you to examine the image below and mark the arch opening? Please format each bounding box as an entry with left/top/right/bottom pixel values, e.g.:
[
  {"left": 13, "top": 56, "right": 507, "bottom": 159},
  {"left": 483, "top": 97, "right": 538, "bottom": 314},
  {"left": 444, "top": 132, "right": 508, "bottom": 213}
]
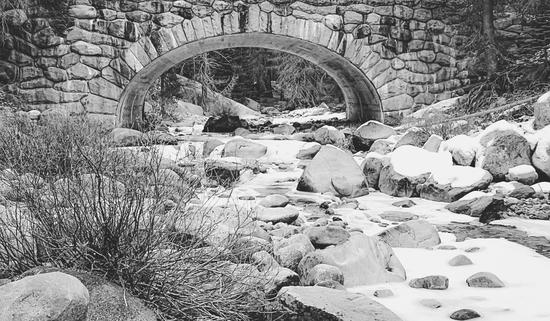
[{"left": 117, "top": 33, "right": 383, "bottom": 128}]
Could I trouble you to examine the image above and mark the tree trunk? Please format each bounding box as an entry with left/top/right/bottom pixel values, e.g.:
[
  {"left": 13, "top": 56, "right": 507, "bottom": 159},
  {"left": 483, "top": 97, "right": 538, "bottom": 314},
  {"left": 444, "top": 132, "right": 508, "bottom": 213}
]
[{"left": 482, "top": 0, "right": 498, "bottom": 78}]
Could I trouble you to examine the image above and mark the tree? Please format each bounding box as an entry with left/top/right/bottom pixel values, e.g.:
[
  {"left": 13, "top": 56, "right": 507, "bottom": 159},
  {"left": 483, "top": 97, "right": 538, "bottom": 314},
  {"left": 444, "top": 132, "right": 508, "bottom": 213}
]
[{"left": 482, "top": 0, "right": 498, "bottom": 78}]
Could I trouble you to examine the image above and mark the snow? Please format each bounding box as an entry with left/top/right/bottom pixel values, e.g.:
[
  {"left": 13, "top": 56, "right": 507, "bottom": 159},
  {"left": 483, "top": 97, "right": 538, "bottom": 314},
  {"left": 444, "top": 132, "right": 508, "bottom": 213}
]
[
  {"left": 431, "top": 166, "right": 490, "bottom": 188},
  {"left": 351, "top": 238, "right": 550, "bottom": 321},
  {"left": 492, "top": 217, "right": 550, "bottom": 239},
  {"left": 390, "top": 146, "right": 453, "bottom": 177},
  {"left": 532, "top": 182, "right": 550, "bottom": 193}
]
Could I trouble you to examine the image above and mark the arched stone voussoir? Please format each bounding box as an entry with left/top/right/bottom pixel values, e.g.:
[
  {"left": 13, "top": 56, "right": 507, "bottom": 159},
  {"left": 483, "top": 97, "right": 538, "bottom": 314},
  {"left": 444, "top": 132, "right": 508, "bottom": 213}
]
[{"left": 117, "top": 33, "right": 383, "bottom": 128}]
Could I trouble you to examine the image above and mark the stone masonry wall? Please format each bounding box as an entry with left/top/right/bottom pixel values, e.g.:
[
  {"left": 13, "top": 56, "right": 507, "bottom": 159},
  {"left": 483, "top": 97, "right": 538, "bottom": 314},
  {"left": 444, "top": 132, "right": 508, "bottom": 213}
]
[{"left": 0, "top": 0, "right": 469, "bottom": 126}]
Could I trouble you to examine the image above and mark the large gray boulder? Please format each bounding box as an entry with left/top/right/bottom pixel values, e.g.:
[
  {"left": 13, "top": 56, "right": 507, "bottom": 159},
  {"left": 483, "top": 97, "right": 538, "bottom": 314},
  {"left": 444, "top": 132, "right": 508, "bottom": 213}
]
[
  {"left": 377, "top": 220, "right": 441, "bottom": 248},
  {"left": 278, "top": 286, "right": 403, "bottom": 321},
  {"left": 0, "top": 272, "right": 89, "bottom": 321},
  {"left": 532, "top": 125, "right": 550, "bottom": 178},
  {"left": 478, "top": 133, "right": 532, "bottom": 180},
  {"left": 354, "top": 120, "right": 396, "bottom": 141},
  {"left": 361, "top": 152, "right": 386, "bottom": 189},
  {"left": 274, "top": 234, "right": 315, "bottom": 271},
  {"left": 297, "top": 145, "right": 369, "bottom": 197},
  {"left": 298, "top": 232, "right": 406, "bottom": 287},
  {"left": 378, "top": 146, "right": 453, "bottom": 197},
  {"left": 313, "top": 126, "right": 346, "bottom": 146},
  {"left": 394, "top": 127, "right": 430, "bottom": 149},
  {"left": 418, "top": 166, "right": 493, "bottom": 202}
]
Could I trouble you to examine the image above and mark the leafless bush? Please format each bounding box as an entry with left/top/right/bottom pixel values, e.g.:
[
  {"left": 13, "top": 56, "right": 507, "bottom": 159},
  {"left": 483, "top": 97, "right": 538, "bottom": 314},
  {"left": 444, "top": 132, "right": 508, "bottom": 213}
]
[{"left": 0, "top": 115, "right": 278, "bottom": 320}]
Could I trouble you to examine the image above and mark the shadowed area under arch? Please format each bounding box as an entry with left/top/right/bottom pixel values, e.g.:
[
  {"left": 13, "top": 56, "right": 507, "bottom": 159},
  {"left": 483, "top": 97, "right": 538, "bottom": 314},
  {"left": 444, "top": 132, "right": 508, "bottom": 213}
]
[{"left": 117, "top": 33, "right": 383, "bottom": 128}]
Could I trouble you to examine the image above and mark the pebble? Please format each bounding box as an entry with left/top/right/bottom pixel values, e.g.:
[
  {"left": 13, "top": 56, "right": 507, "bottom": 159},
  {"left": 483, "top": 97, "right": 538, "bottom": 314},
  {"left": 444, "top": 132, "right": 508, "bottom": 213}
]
[
  {"left": 373, "top": 289, "right": 394, "bottom": 298},
  {"left": 465, "top": 247, "right": 481, "bottom": 253},
  {"left": 392, "top": 199, "right": 417, "bottom": 208},
  {"left": 466, "top": 272, "right": 505, "bottom": 288},
  {"left": 419, "top": 298, "right": 442, "bottom": 309},
  {"left": 449, "top": 254, "right": 473, "bottom": 266},
  {"left": 438, "top": 245, "right": 457, "bottom": 250},
  {"left": 450, "top": 309, "right": 481, "bottom": 320}
]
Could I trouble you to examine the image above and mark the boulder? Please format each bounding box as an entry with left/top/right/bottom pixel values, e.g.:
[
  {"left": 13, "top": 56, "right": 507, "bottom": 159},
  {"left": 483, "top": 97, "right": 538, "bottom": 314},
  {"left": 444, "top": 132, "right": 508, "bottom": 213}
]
[
  {"left": 203, "top": 115, "right": 247, "bottom": 133},
  {"left": 298, "top": 233, "right": 406, "bottom": 287},
  {"left": 506, "top": 165, "right": 539, "bottom": 185},
  {"left": 394, "top": 127, "right": 431, "bottom": 148},
  {"left": 274, "top": 234, "right": 315, "bottom": 271},
  {"left": 302, "top": 264, "right": 344, "bottom": 286},
  {"left": 110, "top": 128, "right": 143, "bottom": 147},
  {"left": 259, "top": 194, "right": 290, "bottom": 208},
  {"left": 296, "top": 143, "right": 321, "bottom": 160},
  {"left": 361, "top": 152, "right": 386, "bottom": 189},
  {"left": 203, "top": 138, "right": 224, "bottom": 157},
  {"left": 254, "top": 205, "right": 299, "bottom": 224},
  {"left": 297, "top": 145, "right": 369, "bottom": 197},
  {"left": 466, "top": 272, "right": 505, "bottom": 288},
  {"left": 534, "top": 91, "right": 550, "bottom": 129},
  {"left": 409, "top": 275, "right": 449, "bottom": 290},
  {"left": 313, "top": 125, "right": 346, "bottom": 146},
  {"left": 478, "top": 133, "right": 532, "bottom": 180},
  {"left": 378, "top": 220, "right": 440, "bottom": 248},
  {"left": 304, "top": 225, "right": 351, "bottom": 248},
  {"left": 369, "top": 138, "right": 396, "bottom": 155},
  {"left": 445, "top": 193, "right": 505, "bottom": 223},
  {"left": 417, "top": 166, "right": 493, "bottom": 202},
  {"left": 234, "top": 127, "right": 251, "bottom": 137},
  {"left": 273, "top": 123, "right": 295, "bottom": 135},
  {"left": 173, "top": 100, "right": 204, "bottom": 119},
  {"left": 222, "top": 138, "right": 267, "bottom": 159},
  {"left": 378, "top": 146, "right": 453, "bottom": 197},
  {"left": 0, "top": 272, "right": 89, "bottom": 321},
  {"left": 477, "top": 120, "right": 525, "bottom": 147},
  {"left": 439, "top": 134, "right": 480, "bottom": 166},
  {"left": 264, "top": 267, "right": 299, "bottom": 297},
  {"left": 423, "top": 134, "right": 443, "bottom": 152},
  {"left": 489, "top": 181, "right": 535, "bottom": 199},
  {"left": 354, "top": 120, "right": 396, "bottom": 141},
  {"left": 278, "top": 286, "right": 403, "bottom": 321},
  {"left": 532, "top": 126, "right": 550, "bottom": 178}
]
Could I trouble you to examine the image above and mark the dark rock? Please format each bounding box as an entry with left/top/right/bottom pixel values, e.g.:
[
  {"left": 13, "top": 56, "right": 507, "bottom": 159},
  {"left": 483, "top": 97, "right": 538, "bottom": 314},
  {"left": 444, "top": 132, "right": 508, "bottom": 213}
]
[
  {"left": 409, "top": 275, "right": 449, "bottom": 290},
  {"left": 466, "top": 272, "right": 505, "bottom": 288},
  {"left": 203, "top": 115, "right": 247, "bottom": 133},
  {"left": 450, "top": 309, "right": 481, "bottom": 320}
]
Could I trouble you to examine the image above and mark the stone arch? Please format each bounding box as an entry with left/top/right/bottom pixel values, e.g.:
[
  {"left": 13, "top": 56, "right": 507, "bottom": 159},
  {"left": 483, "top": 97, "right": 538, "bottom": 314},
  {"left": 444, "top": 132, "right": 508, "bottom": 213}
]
[{"left": 117, "top": 32, "right": 383, "bottom": 128}]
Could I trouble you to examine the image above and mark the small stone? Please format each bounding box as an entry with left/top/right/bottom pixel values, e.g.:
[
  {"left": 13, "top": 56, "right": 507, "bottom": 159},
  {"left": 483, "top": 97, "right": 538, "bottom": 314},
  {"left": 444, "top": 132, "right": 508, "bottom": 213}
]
[
  {"left": 379, "top": 211, "right": 418, "bottom": 222},
  {"left": 315, "top": 280, "right": 346, "bottom": 290},
  {"left": 464, "top": 247, "right": 481, "bottom": 253},
  {"left": 239, "top": 195, "right": 256, "bottom": 201},
  {"left": 409, "top": 275, "right": 449, "bottom": 290},
  {"left": 259, "top": 194, "right": 290, "bottom": 208},
  {"left": 373, "top": 289, "right": 394, "bottom": 298},
  {"left": 438, "top": 245, "right": 457, "bottom": 250},
  {"left": 419, "top": 298, "right": 442, "bottom": 309},
  {"left": 305, "top": 225, "right": 351, "bottom": 248},
  {"left": 449, "top": 255, "right": 473, "bottom": 266},
  {"left": 450, "top": 309, "right": 481, "bottom": 320},
  {"left": 304, "top": 264, "right": 345, "bottom": 286},
  {"left": 392, "top": 199, "right": 416, "bottom": 208},
  {"left": 466, "top": 272, "right": 505, "bottom": 288}
]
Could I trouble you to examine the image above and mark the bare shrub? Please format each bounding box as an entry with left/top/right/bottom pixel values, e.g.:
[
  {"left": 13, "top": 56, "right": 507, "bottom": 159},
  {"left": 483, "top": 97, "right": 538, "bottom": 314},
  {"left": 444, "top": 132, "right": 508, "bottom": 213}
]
[{"left": 0, "top": 115, "right": 278, "bottom": 320}]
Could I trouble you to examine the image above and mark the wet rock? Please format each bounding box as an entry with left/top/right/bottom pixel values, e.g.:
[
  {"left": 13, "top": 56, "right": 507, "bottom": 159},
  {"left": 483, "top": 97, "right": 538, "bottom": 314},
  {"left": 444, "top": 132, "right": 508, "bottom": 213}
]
[
  {"left": 304, "top": 225, "right": 351, "bottom": 248},
  {"left": 420, "top": 298, "right": 442, "bottom": 309},
  {"left": 450, "top": 309, "right": 481, "bottom": 320},
  {"left": 378, "top": 220, "right": 441, "bottom": 248},
  {"left": 222, "top": 138, "right": 267, "bottom": 159},
  {"left": 297, "top": 145, "right": 369, "bottom": 197},
  {"left": 254, "top": 205, "right": 299, "bottom": 224},
  {"left": 466, "top": 272, "right": 505, "bottom": 288},
  {"left": 379, "top": 211, "right": 419, "bottom": 222},
  {"left": 445, "top": 193, "right": 506, "bottom": 223},
  {"left": 0, "top": 272, "right": 89, "bottom": 321},
  {"left": 278, "top": 286, "right": 403, "bottom": 321},
  {"left": 449, "top": 254, "right": 473, "bottom": 266},
  {"left": 296, "top": 143, "right": 321, "bottom": 160},
  {"left": 409, "top": 275, "right": 449, "bottom": 290},
  {"left": 303, "top": 264, "right": 344, "bottom": 286},
  {"left": 373, "top": 288, "right": 394, "bottom": 298}
]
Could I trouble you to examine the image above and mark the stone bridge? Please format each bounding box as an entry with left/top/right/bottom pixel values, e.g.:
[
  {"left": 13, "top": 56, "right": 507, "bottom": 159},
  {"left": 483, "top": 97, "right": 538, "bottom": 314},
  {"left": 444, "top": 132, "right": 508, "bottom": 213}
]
[{"left": 0, "top": 0, "right": 468, "bottom": 128}]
